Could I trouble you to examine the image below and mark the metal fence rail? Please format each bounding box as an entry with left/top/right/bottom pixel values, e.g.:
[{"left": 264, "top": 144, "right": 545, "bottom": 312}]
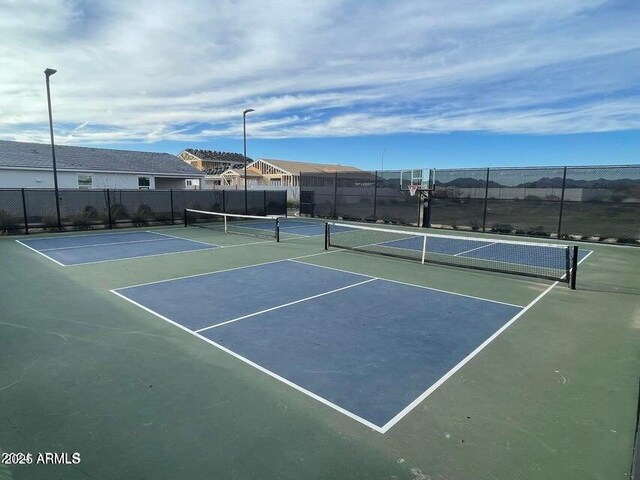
[{"left": 0, "top": 188, "right": 287, "bottom": 235}]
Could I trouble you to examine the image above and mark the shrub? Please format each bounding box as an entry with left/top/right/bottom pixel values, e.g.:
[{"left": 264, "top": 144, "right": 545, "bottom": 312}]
[
  {"left": 0, "top": 210, "right": 20, "bottom": 234},
  {"left": 130, "top": 205, "right": 153, "bottom": 226},
  {"left": 491, "top": 223, "right": 513, "bottom": 234},
  {"left": 82, "top": 205, "right": 100, "bottom": 220},
  {"left": 616, "top": 237, "right": 638, "bottom": 245},
  {"left": 71, "top": 213, "right": 93, "bottom": 230},
  {"left": 42, "top": 214, "right": 58, "bottom": 231},
  {"left": 153, "top": 212, "right": 173, "bottom": 224},
  {"left": 526, "top": 226, "right": 547, "bottom": 236},
  {"left": 515, "top": 229, "right": 526, "bottom": 235},
  {"left": 110, "top": 203, "right": 129, "bottom": 221}
]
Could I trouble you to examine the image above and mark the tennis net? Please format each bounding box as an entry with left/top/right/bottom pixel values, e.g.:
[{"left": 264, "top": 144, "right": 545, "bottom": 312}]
[
  {"left": 325, "top": 222, "right": 579, "bottom": 287},
  {"left": 185, "top": 209, "right": 280, "bottom": 241}
]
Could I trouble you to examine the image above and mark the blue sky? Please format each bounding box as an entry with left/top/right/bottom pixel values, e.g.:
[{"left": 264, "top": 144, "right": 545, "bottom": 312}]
[{"left": 0, "top": 0, "right": 639, "bottom": 170}]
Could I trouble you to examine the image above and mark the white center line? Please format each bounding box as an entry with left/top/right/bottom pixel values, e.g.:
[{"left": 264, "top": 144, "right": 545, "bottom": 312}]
[{"left": 195, "top": 278, "right": 377, "bottom": 333}]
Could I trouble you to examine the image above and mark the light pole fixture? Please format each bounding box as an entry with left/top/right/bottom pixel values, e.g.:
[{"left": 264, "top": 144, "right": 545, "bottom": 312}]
[
  {"left": 243, "top": 108, "right": 255, "bottom": 214},
  {"left": 45, "top": 68, "right": 61, "bottom": 231}
]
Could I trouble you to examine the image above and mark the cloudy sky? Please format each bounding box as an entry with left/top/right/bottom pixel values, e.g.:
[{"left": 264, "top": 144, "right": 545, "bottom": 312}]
[{"left": 1, "top": 0, "right": 639, "bottom": 169}]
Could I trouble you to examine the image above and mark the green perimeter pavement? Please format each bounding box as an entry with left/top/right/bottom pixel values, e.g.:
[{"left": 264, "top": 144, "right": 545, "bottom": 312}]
[{"left": 0, "top": 223, "right": 638, "bottom": 480}]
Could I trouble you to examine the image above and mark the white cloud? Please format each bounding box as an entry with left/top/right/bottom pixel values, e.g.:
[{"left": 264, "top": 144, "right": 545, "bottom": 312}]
[{"left": 0, "top": 0, "right": 638, "bottom": 145}]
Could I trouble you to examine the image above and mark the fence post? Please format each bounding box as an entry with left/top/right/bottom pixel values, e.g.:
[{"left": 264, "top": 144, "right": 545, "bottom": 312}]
[
  {"left": 332, "top": 172, "right": 338, "bottom": 218},
  {"left": 481, "top": 168, "right": 490, "bottom": 232},
  {"left": 373, "top": 170, "right": 378, "bottom": 220},
  {"left": 222, "top": 190, "right": 226, "bottom": 213},
  {"left": 263, "top": 190, "right": 267, "bottom": 216},
  {"left": 106, "top": 189, "right": 113, "bottom": 229},
  {"left": 557, "top": 166, "right": 567, "bottom": 237},
  {"left": 170, "top": 189, "right": 175, "bottom": 224},
  {"left": 21, "top": 188, "right": 29, "bottom": 234}
]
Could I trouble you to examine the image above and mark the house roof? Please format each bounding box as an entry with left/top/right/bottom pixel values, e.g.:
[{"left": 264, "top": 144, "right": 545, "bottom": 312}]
[
  {"left": 0, "top": 140, "right": 204, "bottom": 177},
  {"left": 183, "top": 149, "right": 251, "bottom": 164},
  {"left": 254, "top": 158, "right": 361, "bottom": 175}
]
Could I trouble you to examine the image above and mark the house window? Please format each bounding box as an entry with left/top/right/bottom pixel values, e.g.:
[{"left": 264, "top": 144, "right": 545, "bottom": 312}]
[
  {"left": 138, "top": 177, "right": 151, "bottom": 190},
  {"left": 77, "top": 174, "right": 93, "bottom": 189},
  {"left": 270, "top": 178, "right": 281, "bottom": 186}
]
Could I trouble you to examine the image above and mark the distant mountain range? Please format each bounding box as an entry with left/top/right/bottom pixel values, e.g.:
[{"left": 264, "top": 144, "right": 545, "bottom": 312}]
[{"left": 434, "top": 176, "right": 640, "bottom": 190}]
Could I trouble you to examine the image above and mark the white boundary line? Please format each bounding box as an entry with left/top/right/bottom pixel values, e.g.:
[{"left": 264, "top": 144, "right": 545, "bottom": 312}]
[
  {"left": 113, "top": 250, "right": 343, "bottom": 290},
  {"left": 378, "top": 281, "right": 559, "bottom": 432},
  {"left": 15, "top": 240, "right": 67, "bottom": 267},
  {"left": 110, "top": 249, "right": 595, "bottom": 433},
  {"left": 65, "top": 239, "right": 275, "bottom": 267},
  {"left": 110, "top": 289, "right": 385, "bottom": 433},
  {"left": 40, "top": 237, "right": 171, "bottom": 252},
  {"left": 196, "top": 278, "right": 377, "bottom": 333},
  {"left": 454, "top": 242, "right": 498, "bottom": 256},
  {"left": 147, "top": 230, "right": 219, "bottom": 247},
  {"left": 288, "top": 259, "right": 526, "bottom": 308}
]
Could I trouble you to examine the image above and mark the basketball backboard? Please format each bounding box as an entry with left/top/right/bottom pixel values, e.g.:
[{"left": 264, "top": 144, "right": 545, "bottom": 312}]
[{"left": 399, "top": 169, "right": 430, "bottom": 190}]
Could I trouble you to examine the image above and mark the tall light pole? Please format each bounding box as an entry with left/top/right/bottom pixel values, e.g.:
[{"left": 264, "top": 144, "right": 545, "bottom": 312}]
[
  {"left": 45, "top": 68, "right": 61, "bottom": 231},
  {"left": 243, "top": 108, "right": 255, "bottom": 214},
  {"left": 381, "top": 148, "right": 390, "bottom": 173}
]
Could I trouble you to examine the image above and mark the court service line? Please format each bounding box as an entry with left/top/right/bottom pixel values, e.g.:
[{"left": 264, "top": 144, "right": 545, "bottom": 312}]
[
  {"left": 15, "top": 240, "right": 68, "bottom": 267},
  {"left": 114, "top": 249, "right": 346, "bottom": 290},
  {"left": 195, "top": 278, "right": 377, "bottom": 333},
  {"left": 66, "top": 238, "right": 274, "bottom": 267},
  {"left": 39, "top": 237, "right": 172, "bottom": 251},
  {"left": 454, "top": 242, "right": 498, "bottom": 256},
  {"left": 288, "top": 259, "right": 526, "bottom": 309},
  {"left": 110, "top": 289, "right": 385, "bottom": 433},
  {"left": 146, "top": 230, "right": 220, "bottom": 247},
  {"left": 378, "top": 279, "right": 559, "bottom": 433},
  {"left": 378, "top": 249, "right": 596, "bottom": 433}
]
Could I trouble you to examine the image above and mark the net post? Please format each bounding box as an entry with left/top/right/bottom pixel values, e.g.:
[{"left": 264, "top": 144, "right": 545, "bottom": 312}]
[
  {"left": 324, "top": 223, "right": 329, "bottom": 250},
  {"left": 21, "top": 188, "right": 29, "bottom": 235},
  {"left": 224, "top": 214, "right": 228, "bottom": 233},
  {"left": 183, "top": 208, "right": 188, "bottom": 227},
  {"left": 421, "top": 234, "right": 427, "bottom": 264},
  {"left": 570, "top": 245, "right": 578, "bottom": 290},
  {"left": 275, "top": 218, "right": 280, "bottom": 242}
]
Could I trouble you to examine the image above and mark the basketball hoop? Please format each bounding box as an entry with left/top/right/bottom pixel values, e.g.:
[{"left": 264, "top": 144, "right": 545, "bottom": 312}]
[{"left": 408, "top": 184, "right": 420, "bottom": 197}]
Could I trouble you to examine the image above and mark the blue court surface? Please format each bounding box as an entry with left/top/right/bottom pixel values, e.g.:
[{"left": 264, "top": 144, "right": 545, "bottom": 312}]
[
  {"left": 278, "top": 219, "right": 326, "bottom": 237},
  {"left": 113, "top": 260, "right": 524, "bottom": 431},
  {"left": 337, "top": 232, "right": 592, "bottom": 270},
  {"left": 17, "top": 231, "right": 218, "bottom": 266}
]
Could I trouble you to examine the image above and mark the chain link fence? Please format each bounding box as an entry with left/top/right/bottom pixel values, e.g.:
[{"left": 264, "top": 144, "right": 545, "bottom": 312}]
[
  {"left": 431, "top": 165, "right": 640, "bottom": 243},
  {"left": 300, "top": 171, "right": 420, "bottom": 225},
  {"left": 0, "top": 188, "right": 287, "bottom": 235}
]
